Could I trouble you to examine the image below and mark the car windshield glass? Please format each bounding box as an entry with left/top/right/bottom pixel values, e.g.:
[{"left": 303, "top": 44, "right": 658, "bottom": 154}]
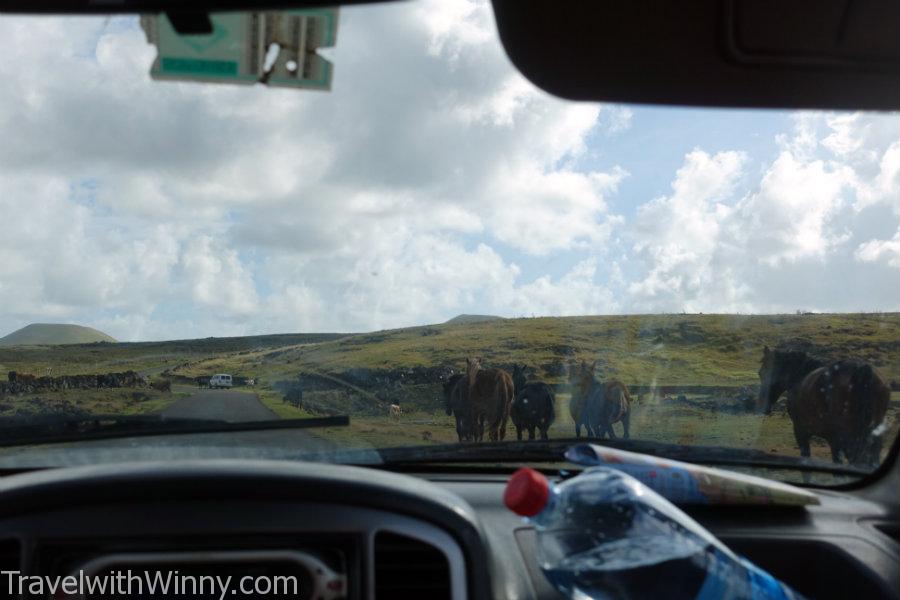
[{"left": 0, "top": 2, "right": 898, "bottom": 486}]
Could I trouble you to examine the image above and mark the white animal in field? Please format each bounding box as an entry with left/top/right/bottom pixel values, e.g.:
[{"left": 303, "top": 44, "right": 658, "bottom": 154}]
[{"left": 389, "top": 404, "right": 402, "bottom": 420}]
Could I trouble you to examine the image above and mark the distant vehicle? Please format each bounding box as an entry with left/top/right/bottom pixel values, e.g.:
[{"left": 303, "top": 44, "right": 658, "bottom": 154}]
[{"left": 209, "top": 374, "right": 233, "bottom": 389}]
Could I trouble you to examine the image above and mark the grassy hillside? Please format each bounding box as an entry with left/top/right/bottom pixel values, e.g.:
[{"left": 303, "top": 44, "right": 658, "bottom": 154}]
[
  {"left": 0, "top": 332, "right": 345, "bottom": 377},
  {"left": 5, "top": 313, "right": 896, "bottom": 397},
  {"left": 444, "top": 314, "right": 504, "bottom": 325},
  {"left": 179, "top": 313, "right": 900, "bottom": 388},
  {"left": 0, "top": 323, "right": 116, "bottom": 346}
]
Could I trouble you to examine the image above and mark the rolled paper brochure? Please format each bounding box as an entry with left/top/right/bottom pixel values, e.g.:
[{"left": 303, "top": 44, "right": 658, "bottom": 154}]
[{"left": 565, "top": 443, "right": 820, "bottom": 506}]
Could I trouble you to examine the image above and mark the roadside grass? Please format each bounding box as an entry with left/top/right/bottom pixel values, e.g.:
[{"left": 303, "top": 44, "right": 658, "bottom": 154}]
[
  {"left": 256, "top": 388, "right": 319, "bottom": 420},
  {"left": 295, "top": 392, "right": 900, "bottom": 471},
  {"left": 0, "top": 388, "right": 185, "bottom": 418}
]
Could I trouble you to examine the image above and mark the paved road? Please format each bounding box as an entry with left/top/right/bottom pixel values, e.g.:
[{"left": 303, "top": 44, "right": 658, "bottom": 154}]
[
  {"left": 161, "top": 390, "right": 278, "bottom": 422},
  {"left": 0, "top": 390, "right": 375, "bottom": 467}
]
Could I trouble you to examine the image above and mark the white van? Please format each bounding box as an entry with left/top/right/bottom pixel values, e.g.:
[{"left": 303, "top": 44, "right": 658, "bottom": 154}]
[{"left": 209, "top": 374, "right": 233, "bottom": 389}]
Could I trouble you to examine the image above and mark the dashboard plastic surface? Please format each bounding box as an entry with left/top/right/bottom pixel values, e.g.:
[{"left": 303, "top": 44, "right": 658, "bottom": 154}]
[{"left": 0, "top": 463, "right": 896, "bottom": 599}]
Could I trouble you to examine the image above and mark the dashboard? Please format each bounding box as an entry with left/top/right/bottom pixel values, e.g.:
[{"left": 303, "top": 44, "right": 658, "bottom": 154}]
[{"left": 0, "top": 461, "right": 897, "bottom": 599}]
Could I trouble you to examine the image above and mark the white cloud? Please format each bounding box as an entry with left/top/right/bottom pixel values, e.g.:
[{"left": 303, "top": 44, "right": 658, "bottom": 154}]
[
  {"left": 734, "top": 151, "right": 854, "bottom": 265},
  {"left": 626, "top": 112, "right": 900, "bottom": 314},
  {"left": 453, "top": 75, "right": 535, "bottom": 127},
  {"left": 856, "top": 228, "right": 900, "bottom": 268},
  {"left": 821, "top": 113, "right": 867, "bottom": 157},
  {"left": 181, "top": 237, "right": 259, "bottom": 317},
  {"left": 600, "top": 105, "right": 634, "bottom": 136},
  {"left": 506, "top": 259, "right": 618, "bottom": 316},
  {"left": 416, "top": 0, "right": 494, "bottom": 62},
  {"left": 628, "top": 149, "right": 746, "bottom": 307},
  {"left": 855, "top": 141, "right": 900, "bottom": 212},
  {"left": 3, "top": 5, "right": 900, "bottom": 341},
  {"left": 488, "top": 165, "right": 627, "bottom": 256}
]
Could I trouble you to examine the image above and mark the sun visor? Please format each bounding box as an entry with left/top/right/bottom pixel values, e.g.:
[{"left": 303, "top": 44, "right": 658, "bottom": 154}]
[{"left": 491, "top": 0, "right": 900, "bottom": 110}]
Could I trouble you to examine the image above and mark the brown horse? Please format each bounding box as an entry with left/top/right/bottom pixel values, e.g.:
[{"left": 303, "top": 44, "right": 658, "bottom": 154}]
[
  {"left": 568, "top": 361, "right": 631, "bottom": 439},
  {"left": 757, "top": 346, "right": 890, "bottom": 467},
  {"left": 466, "top": 357, "right": 514, "bottom": 442},
  {"left": 568, "top": 361, "right": 598, "bottom": 437},
  {"left": 442, "top": 373, "right": 473, "bottom": 442}
]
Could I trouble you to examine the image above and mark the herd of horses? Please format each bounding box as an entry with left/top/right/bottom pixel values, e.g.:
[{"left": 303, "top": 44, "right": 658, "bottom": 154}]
[
  {"left": 441, "top": 358, "right": 632, "bottom": 443},
  {"left": 441, "top": 346, "right": 892, "bottom": 468}
]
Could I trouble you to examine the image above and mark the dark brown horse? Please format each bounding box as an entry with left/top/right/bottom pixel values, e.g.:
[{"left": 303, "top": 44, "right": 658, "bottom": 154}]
[
  {"left": 150, "top": 379, "right": 172, "bottom": 393},
  {"left": 510, "top": 364, "right": 555, "bottom": 441},
  {"left": 466, "top": 357, "right": 514, "bottom": 442},
  {"left": 8, "top": 371, "right": 37, "bottom": 385},
  {"left": 442, "top": 373, "right": 472, "bottom": 442},
  {"left": 757, "top": 346, "right": 890, "bottom": 466},
  {"left": 568, "top": 361, "right": 631, "bottom": 439},
  {"left": 568, "top": 361, "right": 598, "bottom": 437}
]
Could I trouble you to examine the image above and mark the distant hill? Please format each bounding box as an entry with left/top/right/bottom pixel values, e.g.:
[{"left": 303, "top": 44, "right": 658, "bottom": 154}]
[
  {"left": 0, "top": 324, "right": 117, "bottom": 346},
  {"left": 445, "top": 314, "right": 504, "bottom": 325}
]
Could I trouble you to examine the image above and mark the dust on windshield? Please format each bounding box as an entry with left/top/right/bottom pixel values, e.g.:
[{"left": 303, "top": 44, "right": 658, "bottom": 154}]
[{"left": 0, "top": 2, "right": 897, "bottom": 484}]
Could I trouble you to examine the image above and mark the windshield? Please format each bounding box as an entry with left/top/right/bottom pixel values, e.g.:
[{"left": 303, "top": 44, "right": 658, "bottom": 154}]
[{"left": 0, "top": 1, "right": 897, "bottom": 486}]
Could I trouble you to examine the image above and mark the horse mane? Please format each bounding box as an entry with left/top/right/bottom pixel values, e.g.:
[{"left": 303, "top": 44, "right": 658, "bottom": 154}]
[
  {"left": 772, "top": 339, "right": 832, "bottom": 362},
  {"left": 771, "top": 345, "right": 828, "bottom": 370},
  {"left": 444, "top": 372, "right": 464, "bottom": 389},
  {"left": 844, "top": 360, "right": 884, "bottom": 428}
]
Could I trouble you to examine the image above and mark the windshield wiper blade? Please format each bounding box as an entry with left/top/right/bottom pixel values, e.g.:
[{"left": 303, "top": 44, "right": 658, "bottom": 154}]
[
  {"left": 371, "top": 437, "right": 870, "bottom": 478},
  {"left": 0, "top": 414, "right": 350, "bottom": 447}
]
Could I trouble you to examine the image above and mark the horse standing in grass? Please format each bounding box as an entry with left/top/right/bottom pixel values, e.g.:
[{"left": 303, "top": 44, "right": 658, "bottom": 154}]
[
  {"left": 150, "top": 379, "right": 171, "bottom": 393},
  {"left": 443, "top": 373, "right": 472, "bottom": 442},
  {"left": 466, "top": 357, "right": 514, "bottom": 442},
  {"left": 568, "top": 362, "right": 599, "bottom": 437},
  {"left": 757, "top": 346, "right": 890, "bottom": 467},
  {"left": 568, "top": 361, "right": 632, "bottom": 439},
  {"left": 510, "top": 364, "right": 555, "bottom": 441}
]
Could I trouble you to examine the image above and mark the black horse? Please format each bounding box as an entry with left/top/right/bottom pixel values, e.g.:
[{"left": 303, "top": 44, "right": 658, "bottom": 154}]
[
  {"left": 510, "top": 364, "right": 555, "bottom": 441},
  {"left": 442, "top": 373, "right": 473, "bottom": 442}
]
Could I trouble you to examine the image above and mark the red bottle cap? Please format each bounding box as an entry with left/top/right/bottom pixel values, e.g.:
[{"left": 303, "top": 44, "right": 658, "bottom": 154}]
[{"left": 504, "top": 467, "right": 550, "bottom": 517}]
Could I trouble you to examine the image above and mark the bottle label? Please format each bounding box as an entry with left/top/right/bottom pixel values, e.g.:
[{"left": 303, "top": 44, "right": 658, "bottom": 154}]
[
  {"left": 743, "top": 558, "right": 793, "bottom": 600},
  {"left": 693, "top": 552, "right": 792, "bottom": 600}
]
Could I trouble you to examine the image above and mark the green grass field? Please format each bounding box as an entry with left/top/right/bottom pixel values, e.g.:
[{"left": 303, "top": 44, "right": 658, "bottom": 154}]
[{"left": 257, "top": 391, "right": 899, "bottom": 463}]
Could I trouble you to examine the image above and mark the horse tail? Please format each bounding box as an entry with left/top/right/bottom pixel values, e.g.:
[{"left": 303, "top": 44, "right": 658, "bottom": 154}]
[
  {"left": 585, "top": 382, "right": 604, "bottom": 432},
  {"left": 444, "top": 385, "right": 454, "bottom": 417},
  {"left": 850, "top": 363, "right": 889, "bottom": 428},
  {"left": 568, "top": 393, "right": 580, "bottom": 423},
  {"left": 542, "top": 383, "right": 556, "bottom": 427},
  {"left": 620, "top": 383, "right": 632, "bottom": 417},
  {"left": 497, "top": 371, "right": 514, "bottom": 440}
]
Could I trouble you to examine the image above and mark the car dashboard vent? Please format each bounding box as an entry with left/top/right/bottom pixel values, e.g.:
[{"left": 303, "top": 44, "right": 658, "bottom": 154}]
[
  {"left": 373, "top": 532, "right": 451, "bottom": 600},
  {"left": 32, "top": 538, "right": 352, "bottom": 600},
  {"left": 875, "top": 523, "right": 900, "bottom": 546},
  {"left": 0, "top": 539, "right": 20, "bottom": 573}
]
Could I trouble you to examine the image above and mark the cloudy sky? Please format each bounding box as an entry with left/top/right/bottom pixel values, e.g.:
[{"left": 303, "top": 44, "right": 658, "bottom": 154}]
[{"left": 1, "top": 0, "right": 900, "bottom": 341}]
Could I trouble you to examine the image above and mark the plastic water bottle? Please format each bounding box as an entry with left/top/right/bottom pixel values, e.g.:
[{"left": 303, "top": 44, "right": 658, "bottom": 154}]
[{"left": 504, "top": 467, "right": 806, "bottom": 600}]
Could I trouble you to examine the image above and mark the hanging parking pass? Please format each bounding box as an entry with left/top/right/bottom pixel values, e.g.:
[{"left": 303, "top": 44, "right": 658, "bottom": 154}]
[{"left": 140, "top": 9, "right": 338, "bottom": 90}]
